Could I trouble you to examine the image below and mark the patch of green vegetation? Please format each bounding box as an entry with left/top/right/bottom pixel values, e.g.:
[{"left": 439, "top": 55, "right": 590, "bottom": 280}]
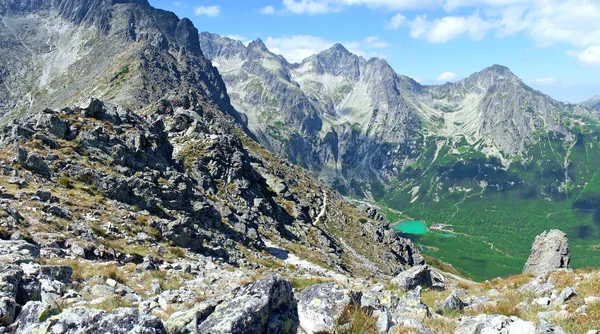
[{"left": 378, "top": 128, "right": 600, "bottom": 281}]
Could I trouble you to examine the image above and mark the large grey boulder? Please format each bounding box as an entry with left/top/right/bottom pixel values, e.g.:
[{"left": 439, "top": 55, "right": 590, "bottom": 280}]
[
  {"left": 23, "top": 307, "right": 166, "bottom": 333},
  {"left": 523, "top": 230, "right": 570, "bottom": 276},
  {"left": 0, "top": 263, "right": 23, "bottom": 325},
  {"left": 391, "top": 286, "right": 430, "bottom": 322},
  {"left": 13, "top": 301, "right": 59, "bottom": 333},
  {"left": 390, "top": 265, "right": 433, "bottom": 291},
  {"left": 166, "top": 299, "right": 218, "bottom": 334},
  {"left": 296, "top": 283, "right": 361, "bottom": 334},
  {"left": 197, "top": 274, "right": 298, "bottom": 334},
  {"left": 0, "top": 240, "right": 40, "bottom": 264}
]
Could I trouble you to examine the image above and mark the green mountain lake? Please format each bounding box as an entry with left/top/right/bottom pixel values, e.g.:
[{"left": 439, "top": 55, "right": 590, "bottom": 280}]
[{"left": 392, "top": 221, "right": 427, "bottom": 234}]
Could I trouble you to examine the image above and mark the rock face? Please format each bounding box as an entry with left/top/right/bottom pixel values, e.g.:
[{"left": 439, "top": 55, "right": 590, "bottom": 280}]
[
  {"left": 24, "top": 307, "right": 167, "bottom": 333},
  {"left": 523, "top": 230, "right": 571, "bottom": 276},
  {"left": 296, "top": 283, "right": 361, "bottom": 333},
  {"left": 197, "top": 274, "right": 298, "bottom": 334},
  {"left": 390, "top": 265, "right": 433, "bottom": 291}
]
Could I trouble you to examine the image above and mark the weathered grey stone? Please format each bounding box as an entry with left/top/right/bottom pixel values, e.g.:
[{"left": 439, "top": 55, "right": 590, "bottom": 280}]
[
  {"left": 536, "top": 320, "right": 567, "bottom": 334},
  {"left": 39, "top": 265, "right": 73, "bottom": 283},
  {"left": 438, "top": 291, "right": 465, "bottom": 312},
  {"left": 523, "top": 230, "right": 570, "bottom": 276},
  {"left": 296, "top": 282, "right": 360, "bottom": 334},
  {"left": 25, "top": 307, "right": 166, "bottom": 333},
  {"left": 390, "top": 265, "right": 433, "bottom": 291},
  {"left": 166, "top": 299, "right": 218, "bottom": 334},
  {"left": 392, "top": 286, "right": 430, "bottom": 322},
  {"left": 13, "top": 301, "right": 59, "bottom": 334},
  {"left": 0, "top": 263, "right": 22, "bottom": 326},
  {"left": 375, "top": 309, "right": 393, "bottom": 333},
  {"left": 16, "top": 277, "right": 41, "bottom": 305},
  {"left": 0, "top": 240, "right": 40, "bottom": 264},
  {"left": 198, "top": 274, "right": 298, "bottom": 334}
]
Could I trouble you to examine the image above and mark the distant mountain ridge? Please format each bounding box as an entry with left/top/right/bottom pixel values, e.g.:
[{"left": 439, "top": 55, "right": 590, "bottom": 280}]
[
  {"left": 200, "top": 32, "right": 600, "bottom": 278},
  {"left": 582, "top": 94, "right": 600, "bottom": 109}
]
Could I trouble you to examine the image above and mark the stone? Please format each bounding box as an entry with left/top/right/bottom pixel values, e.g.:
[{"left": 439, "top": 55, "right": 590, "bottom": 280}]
[
  {"left": 392, "top": 286, "right": 430, "bottom": 321},
  {"left": 198, "top": 274, "right": 298, "bottom": 334},
  {"left": 523, "top": 230, "right": 570, "bottom": 276},
  {"left": 438, "top": 291, "right": 465, "bottom": 312},
  {"left": 536, "top": 319, "right": 567, "bottom": 334},
  {"left": 0, "top": 263, "right": 22, "bottom": 325},
  {"left": 90, "top": 285, "right": 116, "bottom": 298},
  {"left": 296, "top": 283, "right": 360, "bottom": 334},
  {"left": 534, "top": 297, "right": 551, "bottom": 307},
  {"left": 375, "top": 309, "right": 393, "bottom": 333},
  {"left": 34, "top": 190, "right": 52, "bottom": 202},
  {"left": 40, "top": 279, "right": 66, "bottom": 303},
  {"left": 585, "top": 296, "right": 600, "bottom": 305},
  {"left": 553, "top": 286, "right": 576, "bottom": 305},
  {"left": 39, "top": 265, "right": 73, "bottom": 283},
  {"left": 13, "top": 301, "right": 59, "bottom": 333},
  {"left": 166, "top": 299, "right": 218, "bottom": 334},
  {"left": 16, "top": 277, "right": 41, "bottom": 305},
  {"left": 0, "top": 240, "right": 40, "bottom": 264},
  {"left": 390, "top": 265, "right": 433, "bottom": 291},
  {"left": 25, "top": 307, "right": 166, "bottom": 333}
]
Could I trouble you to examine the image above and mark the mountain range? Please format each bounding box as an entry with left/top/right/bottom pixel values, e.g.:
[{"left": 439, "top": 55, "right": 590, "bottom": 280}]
[
  {"left": 200, "top": 32, "right": 600, "bottom": 279},
  {"left": 582, "top": 94, "right": 600, "bottom": 110}
]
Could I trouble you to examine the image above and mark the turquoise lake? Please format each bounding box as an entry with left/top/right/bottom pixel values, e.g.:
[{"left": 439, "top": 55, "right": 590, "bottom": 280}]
[{"left": 392, "top": 221, "right": 427, "bottom": 235}]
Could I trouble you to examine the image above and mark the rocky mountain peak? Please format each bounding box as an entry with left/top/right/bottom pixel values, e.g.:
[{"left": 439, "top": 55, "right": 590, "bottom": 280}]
[
  {"left": 198, "top": 32, "right": 247, "bottom": 60},
  {"left": 314, "top": 43, "right": 362, "bottom": 79}
]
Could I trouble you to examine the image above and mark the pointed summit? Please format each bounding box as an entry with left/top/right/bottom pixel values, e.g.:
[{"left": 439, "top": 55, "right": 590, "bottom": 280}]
[{"left": 315, "top": 43, "right": 361, "bottom": 79}]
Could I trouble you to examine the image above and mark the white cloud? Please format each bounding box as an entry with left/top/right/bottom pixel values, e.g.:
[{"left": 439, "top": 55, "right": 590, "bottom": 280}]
[
  {"left": 194, "top": 5, "right": 220, "bottom": 16},
  {"left": 568, "top": 46, "right": 600, "bottom": 66},
  {"left": 386, "top": 13, "right": 406, "bottom": 30},
  {"left": 535, "top": 77, "right": 557, "bottom": 84},
  {"left": 281, "top": 0, "right": 339, "bottom": 14},
  {"left": 364, "top": 36, "right": 388, "bottom": 48},
  {"left": 264, "top": 35, "right": 387, "bottom": 63},
  {"left": 260, "top": 5, "right": 276, "bottom": 14},
  {"left": 226, "top": 35, "right": 247, "bottom": 41},
  {"left": 436, "top": 72, "right": 459, "bottom": 81},
  {"left": 408, "top": 13, "right": 492, "bottom": 43}
]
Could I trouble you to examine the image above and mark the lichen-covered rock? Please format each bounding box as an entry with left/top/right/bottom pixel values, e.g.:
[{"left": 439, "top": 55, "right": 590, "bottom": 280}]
[
  {"left": 197, "top": 274, "right": 297, "bottom": 334},
  {"left": 392, "top": 286, "right": 430, "bottom": 322},
  {"left": 390, "top": 265, "right": 433, "bottom": 291},
  {"left": 0, "top": 263, "right": 23, "bottom": 326},
  {"left": 523, "top": 230, "right": 570, "bottom": 276},
  {"left": 24, "top": 307, "right": 166, "bottom": 333},
  {"left": 166, "top": 299, "right": 218, "bottom": 334},
  {"left": 0, "top": 240, "right": 40, "bottom": 264},
  {"left": 13, "top": 301, "right": 59, "bottom": 334},
  {"left": 296, "top": 283, "right": 361, "bottom": 333}
]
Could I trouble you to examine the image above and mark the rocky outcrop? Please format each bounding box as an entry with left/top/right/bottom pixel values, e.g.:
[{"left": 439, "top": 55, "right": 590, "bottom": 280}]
[
  {"left": 390, "top": 265, "right": 433, "bottom": 291},
  {"left": 523, "top": 230, "right": 571, "bottom": 276},
  {"left": 455, "top": 314, "right": 536, "bottom": 334},
  {"left": 197, "top": 274, "right": 298, "bottom": 334},
  {"left": 23, "top": 307, "right": 167, "bottom": 333},
  {"left": 296, "top": 283, "right": 361, "bottom": 333}
]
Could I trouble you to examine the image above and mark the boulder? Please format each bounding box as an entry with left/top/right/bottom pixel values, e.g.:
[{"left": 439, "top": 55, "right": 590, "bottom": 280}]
[
  {"left": 198, "top": 274, "right": 298, "bottom": 334},
  {"left": 0, "top": 263, "right": 23, "bottom": 325},
  {"left": 166, "top": 299, "right": 218, "bottom": 334},
  {"left": 523, "top": 230, "right": 570, "bottom": 276},
  {"left": 0, "top": 240, "right": 40, "bottom": 264},
  {"left": 390, "top": 265, "right": 433, "bottom": 291},
  {"left": 24, "top": 307, "right": 166, "bottom": 333},
  {"left": 13, "top": 301, "right": 59, "bottom": 333},
  {"left": 392, "top": 286, "right": 430, "bottom": 322},
  {"left": 296, "top": 283, "right": 361, "bottom": 334},
  {"left": 438, "top": 291, "right": 465, "bottom": 312}
]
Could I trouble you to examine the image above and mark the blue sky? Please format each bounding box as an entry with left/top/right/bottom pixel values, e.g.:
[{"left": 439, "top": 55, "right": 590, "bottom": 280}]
[{"left": 148, "top": 0, "right": 600, "bottom": 103}]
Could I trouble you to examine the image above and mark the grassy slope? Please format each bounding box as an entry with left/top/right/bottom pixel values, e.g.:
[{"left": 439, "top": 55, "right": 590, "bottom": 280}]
[{"left": 379, "top": 115, "right": 600, "bottom": 281}]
